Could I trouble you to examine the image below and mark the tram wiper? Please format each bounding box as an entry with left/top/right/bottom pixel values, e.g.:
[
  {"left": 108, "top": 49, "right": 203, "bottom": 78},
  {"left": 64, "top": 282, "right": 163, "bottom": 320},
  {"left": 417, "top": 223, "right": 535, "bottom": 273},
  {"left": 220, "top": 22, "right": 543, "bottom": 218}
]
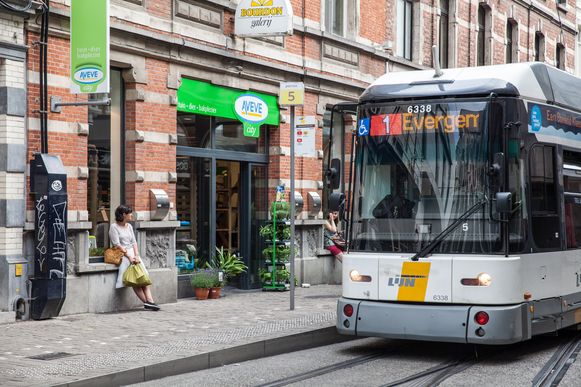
[{"left": 410, "top": 199, "right": 488, "bottom": 261}]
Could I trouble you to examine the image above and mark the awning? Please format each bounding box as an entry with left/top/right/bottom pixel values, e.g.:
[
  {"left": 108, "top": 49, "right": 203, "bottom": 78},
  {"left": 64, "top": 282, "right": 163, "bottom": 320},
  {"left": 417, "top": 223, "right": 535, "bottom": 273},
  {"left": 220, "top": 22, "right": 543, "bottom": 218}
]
[{"left": 177, "top": 78, "right": 279, "bottom": 137}]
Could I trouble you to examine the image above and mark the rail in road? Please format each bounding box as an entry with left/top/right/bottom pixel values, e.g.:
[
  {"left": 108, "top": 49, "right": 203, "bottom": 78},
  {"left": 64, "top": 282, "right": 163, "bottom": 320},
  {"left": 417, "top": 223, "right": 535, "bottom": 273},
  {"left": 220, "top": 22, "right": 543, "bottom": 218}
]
[{"left": 257, "top": 333, "right": 581, "bottom": 387}]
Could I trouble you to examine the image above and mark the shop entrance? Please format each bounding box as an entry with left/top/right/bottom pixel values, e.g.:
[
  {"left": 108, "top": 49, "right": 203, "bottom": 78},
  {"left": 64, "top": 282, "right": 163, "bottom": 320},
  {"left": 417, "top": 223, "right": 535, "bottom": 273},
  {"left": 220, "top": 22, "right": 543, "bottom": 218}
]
[
  {"left": 216, "top": 160, "right": 240, "bottom": 253},
  {"left": 176, "top": 155, "right": 267, "bottom": 290}
]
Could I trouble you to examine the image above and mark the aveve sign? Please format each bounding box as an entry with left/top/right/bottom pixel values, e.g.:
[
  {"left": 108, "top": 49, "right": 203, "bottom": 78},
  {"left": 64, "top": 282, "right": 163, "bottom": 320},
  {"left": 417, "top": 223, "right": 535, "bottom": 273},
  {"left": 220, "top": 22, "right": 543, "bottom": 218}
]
[{"left": 234, "top": 95, "right": 269, "bottom": 123}]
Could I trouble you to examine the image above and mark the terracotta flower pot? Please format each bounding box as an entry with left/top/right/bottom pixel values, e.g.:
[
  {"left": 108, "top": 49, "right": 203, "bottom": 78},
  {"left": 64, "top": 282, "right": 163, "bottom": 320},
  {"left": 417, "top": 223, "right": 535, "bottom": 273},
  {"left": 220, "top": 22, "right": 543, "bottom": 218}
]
[
  {"left": 194, "top": 287, "right": 210, "bottom": 300},
  {"left": 209, "top": 287, "right": 222, "bottom": 299}
]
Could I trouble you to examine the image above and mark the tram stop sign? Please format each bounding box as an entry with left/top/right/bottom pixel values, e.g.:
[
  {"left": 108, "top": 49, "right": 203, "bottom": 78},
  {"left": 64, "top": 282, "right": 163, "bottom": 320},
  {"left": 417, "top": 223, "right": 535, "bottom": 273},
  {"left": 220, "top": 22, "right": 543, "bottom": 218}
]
[{"left": 279, "top": 82, "right": 304, "bottom": 106}]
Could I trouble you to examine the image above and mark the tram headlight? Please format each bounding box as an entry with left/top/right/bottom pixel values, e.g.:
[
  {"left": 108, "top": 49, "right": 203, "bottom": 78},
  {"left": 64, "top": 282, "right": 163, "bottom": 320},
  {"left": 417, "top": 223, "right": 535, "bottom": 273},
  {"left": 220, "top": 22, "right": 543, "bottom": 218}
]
[
  {"left": 349, "top": 270, "right": 372, "bottom": 282},
  {"left": 477, "top": 273, "right": 492, "bottom": 286},
  {"left": 461, "top": 272, "right": 492, "bottom": 286}
]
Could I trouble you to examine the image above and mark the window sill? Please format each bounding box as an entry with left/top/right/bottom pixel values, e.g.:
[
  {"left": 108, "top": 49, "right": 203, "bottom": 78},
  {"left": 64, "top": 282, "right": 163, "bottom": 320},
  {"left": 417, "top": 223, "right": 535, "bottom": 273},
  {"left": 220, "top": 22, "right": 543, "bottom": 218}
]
[
  {"left": 24, "top": 221, "right": 92, "bottom": 231},
  {"left": 557, "top": 3, "right": 568, "bottom": 13},
  {"left": 75, "top": 263, "right": 119, "bottom": 274}
]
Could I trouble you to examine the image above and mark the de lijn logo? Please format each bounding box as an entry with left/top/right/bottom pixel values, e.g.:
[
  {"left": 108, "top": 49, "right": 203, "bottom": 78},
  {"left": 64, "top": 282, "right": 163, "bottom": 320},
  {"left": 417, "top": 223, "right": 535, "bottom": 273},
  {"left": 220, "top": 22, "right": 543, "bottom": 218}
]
[
  {"left": 234, "top": 94, "right": 269, "bottom": 138},
  {"left": 530, "top": 105, "right": 543, "bottom": 133},
  {"left": 74, "top": 66, "right": 104, "bottom": 85}
]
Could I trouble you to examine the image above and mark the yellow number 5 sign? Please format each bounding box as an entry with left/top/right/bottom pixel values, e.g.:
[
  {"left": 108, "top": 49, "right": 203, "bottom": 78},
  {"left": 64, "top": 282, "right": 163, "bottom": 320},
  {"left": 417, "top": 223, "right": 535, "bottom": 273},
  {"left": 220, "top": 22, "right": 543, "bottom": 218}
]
[{"left": 279, "top": 82, "right": 304, "bottom": 106}]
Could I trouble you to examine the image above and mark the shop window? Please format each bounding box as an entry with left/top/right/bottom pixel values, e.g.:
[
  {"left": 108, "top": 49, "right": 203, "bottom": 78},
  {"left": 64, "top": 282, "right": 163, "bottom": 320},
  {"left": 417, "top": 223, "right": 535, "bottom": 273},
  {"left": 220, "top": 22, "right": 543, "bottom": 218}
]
[
  {"left": 176, "top": 156, "right": 211, "bottom": 268},
  {"left": 215, "top": 120, "right": 264, "bottom": 153},
  {"left": 324, "top": 0, "right": 356, "bottom": 38},
  {"left": 529, "top": 145, "right": 559, "bottom": 249},
  {"left": 397, "top": 0, "right": 413, "bottom": 60},
  {"left": 535, "top": 32, "right": 545, "bottom": 62},
  {"left": 177, "top": 113, "right": 211, "bottom": 148},
  {"left": 88, "top": 69, "right": 124, "bottom": 256},
  {"left": 177, "top": 112, "right": 265, "bottom": 153},
  {"left": 439, "top": 0, "right": 449, "bottom": 68}
]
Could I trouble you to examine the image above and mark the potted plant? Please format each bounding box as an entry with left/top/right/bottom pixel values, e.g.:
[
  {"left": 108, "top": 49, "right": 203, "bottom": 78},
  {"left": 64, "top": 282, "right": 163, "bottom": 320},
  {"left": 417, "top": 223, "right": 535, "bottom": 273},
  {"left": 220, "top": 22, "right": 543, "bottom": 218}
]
[
  {"left": 209, "top": 269, "right": 224, "bottom": 299},
  {"left": 190, "top": 269, "right": 215, "bottom": 300},
  {"left": 206, "top": 247, "right": 248, "bottom": 281}
]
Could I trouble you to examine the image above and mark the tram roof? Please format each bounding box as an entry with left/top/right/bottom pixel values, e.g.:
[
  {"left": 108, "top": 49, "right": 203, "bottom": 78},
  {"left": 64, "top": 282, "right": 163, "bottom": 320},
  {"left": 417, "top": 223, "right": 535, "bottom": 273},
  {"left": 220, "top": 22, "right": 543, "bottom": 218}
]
[{"left": 360, "top": 62, "right": 581, "bottom": 112}]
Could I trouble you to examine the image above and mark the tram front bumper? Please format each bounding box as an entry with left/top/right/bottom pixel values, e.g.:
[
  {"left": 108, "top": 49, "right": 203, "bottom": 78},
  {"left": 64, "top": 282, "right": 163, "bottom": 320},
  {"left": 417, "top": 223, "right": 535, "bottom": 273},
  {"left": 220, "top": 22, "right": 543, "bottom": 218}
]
[{"left": 337, "top": 297, "right": 531, "bottom": 345}]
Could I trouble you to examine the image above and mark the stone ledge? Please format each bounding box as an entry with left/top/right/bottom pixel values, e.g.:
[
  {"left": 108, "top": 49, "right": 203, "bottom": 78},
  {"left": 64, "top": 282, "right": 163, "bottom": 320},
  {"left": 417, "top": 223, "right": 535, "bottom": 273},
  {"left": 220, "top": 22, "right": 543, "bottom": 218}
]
[
  {"left": 24, "top": 221, "right": 92, "bottom": 231},
  {"left": 316, "top": 249, "right": 333, "bottom": 257},
  {"left": 75, "top": 263, "right": 120, "bottom": 274},
  {"left": 135, "top": 220, "right": 181, "bottom": 229}
]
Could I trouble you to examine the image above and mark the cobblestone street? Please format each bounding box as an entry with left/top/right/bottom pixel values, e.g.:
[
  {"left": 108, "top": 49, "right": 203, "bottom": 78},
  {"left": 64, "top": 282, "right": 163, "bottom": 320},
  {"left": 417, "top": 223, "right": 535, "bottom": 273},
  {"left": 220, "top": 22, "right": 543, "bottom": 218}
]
[{"left": 0, "top": 285, "right": 341, "bottom": 386}]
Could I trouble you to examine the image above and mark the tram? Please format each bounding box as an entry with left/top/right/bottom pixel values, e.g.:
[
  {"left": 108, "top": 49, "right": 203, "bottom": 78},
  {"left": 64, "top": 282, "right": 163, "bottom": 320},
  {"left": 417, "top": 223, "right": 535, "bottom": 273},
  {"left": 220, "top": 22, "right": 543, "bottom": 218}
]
[{"left": 334, "top": 62, "right": 581, "bottom": 344}]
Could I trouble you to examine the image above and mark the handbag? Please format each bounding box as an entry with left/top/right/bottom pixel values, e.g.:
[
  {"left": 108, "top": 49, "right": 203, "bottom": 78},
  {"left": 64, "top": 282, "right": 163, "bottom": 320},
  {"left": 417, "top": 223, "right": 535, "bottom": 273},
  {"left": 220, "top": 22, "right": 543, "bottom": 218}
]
[
  {"left": 332, "top": 235, "right": 347, "bottom": 251},
  {"left": 104, "top": 247, "right": 124, "bottom": 265},
  {"left": 123, "top": 263, "right": 152, "bottom": 287}
]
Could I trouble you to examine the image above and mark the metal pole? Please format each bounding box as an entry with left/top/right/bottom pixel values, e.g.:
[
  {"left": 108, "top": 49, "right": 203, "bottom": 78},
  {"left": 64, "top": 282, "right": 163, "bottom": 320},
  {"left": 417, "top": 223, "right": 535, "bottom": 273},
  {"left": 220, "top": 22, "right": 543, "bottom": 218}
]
[{"left": 290, "top": 106, "right": 295, "bottom": 311}]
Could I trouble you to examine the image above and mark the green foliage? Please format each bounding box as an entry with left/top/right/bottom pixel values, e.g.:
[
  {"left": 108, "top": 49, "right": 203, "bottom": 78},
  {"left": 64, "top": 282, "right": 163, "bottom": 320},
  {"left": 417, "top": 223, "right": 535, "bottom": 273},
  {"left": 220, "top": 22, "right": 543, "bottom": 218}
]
[
  {"left": 190, "top": 269, "right": 215, "bottom": 289},
  {"left": 259, "top": 224, "right": 274, "bottom": 239},
  {"left": 89, "top": 247, "right": 105, "bottom": 257},
  {"left": 206, "top": 247, "right": 248, "bottom": 279}
]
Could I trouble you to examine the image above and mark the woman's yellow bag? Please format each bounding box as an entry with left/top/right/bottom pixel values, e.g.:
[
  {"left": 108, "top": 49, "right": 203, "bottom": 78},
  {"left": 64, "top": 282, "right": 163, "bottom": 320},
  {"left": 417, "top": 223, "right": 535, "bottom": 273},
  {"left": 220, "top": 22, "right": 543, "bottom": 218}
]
[
  {"left": 104, "top": 247, "right": 124, "bottom": 265},
  {"left": 123, "top": 263, "right": 152, "bottom": 287}
]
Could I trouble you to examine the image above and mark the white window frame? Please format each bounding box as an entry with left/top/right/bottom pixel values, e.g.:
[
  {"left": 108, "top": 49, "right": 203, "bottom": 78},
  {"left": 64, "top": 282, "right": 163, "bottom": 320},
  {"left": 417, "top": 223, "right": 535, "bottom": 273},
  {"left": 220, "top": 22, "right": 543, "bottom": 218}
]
[{"left": 396, "top": 0, "right": 414, "bottom": 60}]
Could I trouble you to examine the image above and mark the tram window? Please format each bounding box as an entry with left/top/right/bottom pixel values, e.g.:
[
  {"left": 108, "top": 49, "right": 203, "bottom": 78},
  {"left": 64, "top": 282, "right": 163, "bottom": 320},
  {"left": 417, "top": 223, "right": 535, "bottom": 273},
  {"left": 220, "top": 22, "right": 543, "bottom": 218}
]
[
  {"left": 529, "top": 146, "right": 560, "bottom": 249},
  {"left": 564, "top": 175, "right": 581, "bottom": 249}
]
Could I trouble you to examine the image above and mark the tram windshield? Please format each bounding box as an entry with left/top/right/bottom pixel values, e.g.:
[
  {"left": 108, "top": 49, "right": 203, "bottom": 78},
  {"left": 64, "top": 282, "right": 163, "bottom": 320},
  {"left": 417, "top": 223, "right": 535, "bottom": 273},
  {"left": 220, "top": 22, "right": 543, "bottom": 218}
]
[{"left": 351, "top": 99, "right": 505, "bottom": 254}]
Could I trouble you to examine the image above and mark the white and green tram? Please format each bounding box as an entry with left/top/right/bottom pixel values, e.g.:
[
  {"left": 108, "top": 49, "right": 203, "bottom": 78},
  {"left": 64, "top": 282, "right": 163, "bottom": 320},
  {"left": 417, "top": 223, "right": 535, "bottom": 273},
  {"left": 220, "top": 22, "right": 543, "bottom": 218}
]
[{"left": 336, "top": 62, "right": 581, "bottom": 344}]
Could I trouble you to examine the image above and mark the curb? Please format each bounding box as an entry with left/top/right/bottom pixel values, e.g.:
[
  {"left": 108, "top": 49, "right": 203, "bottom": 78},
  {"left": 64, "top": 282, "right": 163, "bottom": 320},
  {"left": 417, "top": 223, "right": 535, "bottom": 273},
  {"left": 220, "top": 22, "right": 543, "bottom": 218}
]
[{"left": 56, "top": 326, "right": 356, "bottom": 387}]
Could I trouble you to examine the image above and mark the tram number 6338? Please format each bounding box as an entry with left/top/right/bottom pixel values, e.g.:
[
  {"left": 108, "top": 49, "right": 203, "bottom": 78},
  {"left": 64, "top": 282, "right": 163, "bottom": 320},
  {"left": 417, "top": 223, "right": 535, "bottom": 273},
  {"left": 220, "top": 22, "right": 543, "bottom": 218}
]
[{"left": 407, "top": 105, "right": 432, "bottom": 113}]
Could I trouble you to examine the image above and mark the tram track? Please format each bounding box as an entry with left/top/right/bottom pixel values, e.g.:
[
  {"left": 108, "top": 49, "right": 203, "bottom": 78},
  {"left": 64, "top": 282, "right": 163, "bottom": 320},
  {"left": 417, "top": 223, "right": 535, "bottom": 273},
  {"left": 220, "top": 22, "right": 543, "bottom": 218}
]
[
  {"left": 255, "top": 351, "right": 388, "bottom": 387},
  {"left": 532, "top": 333, "right": 581, "bottom": 387},
  {"left": 379, "top": 356, "right": 476, "bottom": 387}
]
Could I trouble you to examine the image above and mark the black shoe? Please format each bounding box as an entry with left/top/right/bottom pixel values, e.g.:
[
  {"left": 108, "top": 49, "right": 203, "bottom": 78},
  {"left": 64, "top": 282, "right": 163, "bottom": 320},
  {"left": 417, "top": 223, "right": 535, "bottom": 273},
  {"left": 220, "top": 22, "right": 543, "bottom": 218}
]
[{"left": 144, "top": 302, "right": 160, "bottom": 311}]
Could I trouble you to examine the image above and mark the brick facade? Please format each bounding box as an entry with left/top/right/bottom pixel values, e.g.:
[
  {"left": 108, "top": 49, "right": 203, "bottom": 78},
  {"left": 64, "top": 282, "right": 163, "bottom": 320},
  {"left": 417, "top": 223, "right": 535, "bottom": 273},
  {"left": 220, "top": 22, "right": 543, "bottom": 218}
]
[{"left": 0, "top": 0, "right": 577, "bottom": 316}]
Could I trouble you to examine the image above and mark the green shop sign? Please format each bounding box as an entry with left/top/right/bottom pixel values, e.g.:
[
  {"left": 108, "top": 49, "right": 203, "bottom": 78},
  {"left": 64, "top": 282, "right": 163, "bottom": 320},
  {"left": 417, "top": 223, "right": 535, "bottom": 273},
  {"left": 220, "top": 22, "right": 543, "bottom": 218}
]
[
  {"left": 177, "top": 78, "right": 279, "bottom": 138},
  {"left": 70, "top": 0, "right": 110, "bottom": 94}
]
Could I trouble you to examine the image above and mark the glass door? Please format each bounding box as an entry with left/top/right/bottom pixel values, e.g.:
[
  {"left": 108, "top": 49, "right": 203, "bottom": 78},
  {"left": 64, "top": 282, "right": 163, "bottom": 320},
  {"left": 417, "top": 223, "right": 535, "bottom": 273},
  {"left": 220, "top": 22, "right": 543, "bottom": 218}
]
[
  {"left": 216, "top": 160, "right": 241, "bottom": 254},
  {"left": 176, "top": 156, "right": 210, "bottom": 272}
]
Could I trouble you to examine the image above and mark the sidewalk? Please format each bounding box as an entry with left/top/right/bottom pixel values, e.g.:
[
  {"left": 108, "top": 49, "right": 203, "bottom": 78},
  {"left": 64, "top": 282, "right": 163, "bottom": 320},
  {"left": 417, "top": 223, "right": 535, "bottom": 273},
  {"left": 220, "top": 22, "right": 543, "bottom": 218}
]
[{"left": 0, "top": 285, "right": 345, "bottom": 387}]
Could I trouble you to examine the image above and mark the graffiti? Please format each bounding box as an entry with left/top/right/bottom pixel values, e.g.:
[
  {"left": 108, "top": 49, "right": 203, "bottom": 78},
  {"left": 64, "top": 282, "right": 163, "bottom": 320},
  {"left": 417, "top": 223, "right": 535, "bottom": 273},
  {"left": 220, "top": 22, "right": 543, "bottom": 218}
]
[
  {"left": 35, "top": 196, "right": 47, "bottom": 270},
  {"left": 50, "top": 201, "right": 67, "bottom": 279}
]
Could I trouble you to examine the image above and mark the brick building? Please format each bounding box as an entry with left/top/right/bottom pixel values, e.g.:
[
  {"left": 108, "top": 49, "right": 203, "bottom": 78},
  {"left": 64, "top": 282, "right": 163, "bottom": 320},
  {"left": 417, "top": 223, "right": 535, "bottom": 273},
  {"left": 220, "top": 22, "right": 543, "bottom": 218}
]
[{"left": 0, "top": 0, "right": 577, "bottom": 318}]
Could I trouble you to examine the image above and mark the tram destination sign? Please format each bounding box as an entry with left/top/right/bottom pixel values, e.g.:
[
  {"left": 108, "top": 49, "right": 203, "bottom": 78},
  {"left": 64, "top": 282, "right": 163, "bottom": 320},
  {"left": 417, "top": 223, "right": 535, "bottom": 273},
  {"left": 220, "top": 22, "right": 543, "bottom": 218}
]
[{"left": 528, "top": 102, "right": 581, "bottom": 146}]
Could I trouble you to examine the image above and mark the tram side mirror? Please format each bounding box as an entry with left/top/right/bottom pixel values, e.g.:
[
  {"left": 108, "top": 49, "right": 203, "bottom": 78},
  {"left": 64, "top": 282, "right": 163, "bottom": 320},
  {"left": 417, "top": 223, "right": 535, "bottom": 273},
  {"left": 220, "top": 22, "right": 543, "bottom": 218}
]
[
  {"left": 489, "top": 152, "right": 505, "bottom": 188},
  {"left": 326, "top": 158, "right": 341, "bottom": 190},
  {"left": 328, "top": 192, "right": 345, "bottom": 219},
  {"left": 496, "top": 192, "right": 512, "bottom": 214}
]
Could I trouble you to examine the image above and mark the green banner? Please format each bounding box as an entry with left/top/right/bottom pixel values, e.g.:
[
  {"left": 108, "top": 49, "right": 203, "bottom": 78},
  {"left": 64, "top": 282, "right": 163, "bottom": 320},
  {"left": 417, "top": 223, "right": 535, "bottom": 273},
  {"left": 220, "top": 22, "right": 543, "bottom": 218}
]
[
  {"left": 177, "top": 78, "right": 279, "bottom": 136},
  {"left": 70, "top": 0, "right": 110, "bottom": 94}
]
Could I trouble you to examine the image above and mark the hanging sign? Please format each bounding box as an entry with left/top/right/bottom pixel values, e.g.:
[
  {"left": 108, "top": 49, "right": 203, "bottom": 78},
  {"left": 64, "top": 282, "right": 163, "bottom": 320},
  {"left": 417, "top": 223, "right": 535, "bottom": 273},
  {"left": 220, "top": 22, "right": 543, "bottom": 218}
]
[
  {"left": 235, "top": 0, "right": 294, "bottom": 37},
  {"left": 295, "top": 116, "right": 316, "bottom": 156},
  {"left": 70, "top": 0, "right": 110, "bottom": 94},
  {"left": 234, "top": 94, "right": 269, "bottom": 138}
]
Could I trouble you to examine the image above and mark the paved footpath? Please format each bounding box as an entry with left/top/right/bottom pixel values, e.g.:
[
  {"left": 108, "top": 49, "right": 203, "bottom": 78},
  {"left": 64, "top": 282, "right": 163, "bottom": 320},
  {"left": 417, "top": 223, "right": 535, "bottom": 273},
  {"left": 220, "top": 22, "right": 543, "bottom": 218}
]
[{"left": 0, "top": 285, "right": 343, "bottom": 387}]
